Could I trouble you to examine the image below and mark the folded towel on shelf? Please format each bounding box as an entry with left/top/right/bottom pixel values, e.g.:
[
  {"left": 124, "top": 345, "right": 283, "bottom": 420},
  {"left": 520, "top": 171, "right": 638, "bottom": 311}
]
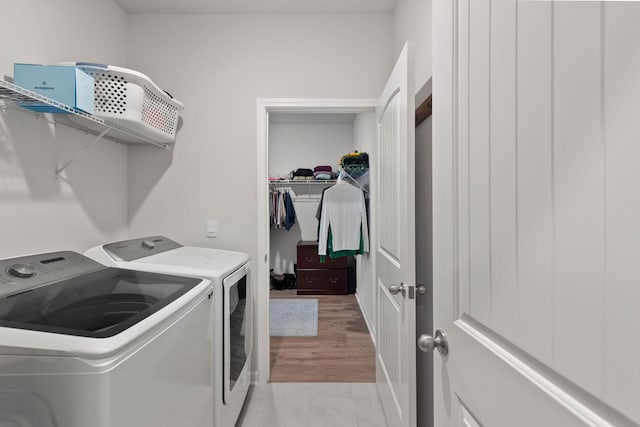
[
  {"left": 293, "top": 168, "right": 314, "bottom": 177},
  {"left": 313, "top": 165, "right": 333, "bottom": 172},
  {"left": 314, "top": 173, "right": 332, "bottom": 180}
]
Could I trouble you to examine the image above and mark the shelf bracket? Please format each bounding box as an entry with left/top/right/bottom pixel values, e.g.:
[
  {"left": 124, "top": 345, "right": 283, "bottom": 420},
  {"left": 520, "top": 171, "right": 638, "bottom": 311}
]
[{"left": 56, "top": 127, "right": 111, "bottom": 178}]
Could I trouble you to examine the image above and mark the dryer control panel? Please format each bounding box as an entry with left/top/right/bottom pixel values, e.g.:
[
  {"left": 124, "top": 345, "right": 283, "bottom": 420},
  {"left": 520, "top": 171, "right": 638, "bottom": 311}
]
[
  {"left": 0, "top": 251, "right": 105, "bottom": 297},
  {"left": 103, "top": 236, "right": 183, "bottom": 262}
]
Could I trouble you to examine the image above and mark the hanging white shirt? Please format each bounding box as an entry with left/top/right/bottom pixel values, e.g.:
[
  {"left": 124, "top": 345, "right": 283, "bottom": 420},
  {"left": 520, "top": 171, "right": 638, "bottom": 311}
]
[{"left": 318, "top": 181, "right": 369, "bottom": 256}]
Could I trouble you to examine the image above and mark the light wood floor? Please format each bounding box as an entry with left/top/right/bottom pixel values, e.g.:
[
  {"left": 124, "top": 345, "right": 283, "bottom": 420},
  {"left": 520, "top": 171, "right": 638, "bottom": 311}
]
[{"left": 269, "top": 290, "right": 376, "bottom": 383}]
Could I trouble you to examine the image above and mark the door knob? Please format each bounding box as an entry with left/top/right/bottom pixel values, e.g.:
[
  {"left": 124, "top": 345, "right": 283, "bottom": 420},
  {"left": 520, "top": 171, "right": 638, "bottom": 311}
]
[
  {"left": 417, "top": 329, "right": 448, "bottom": 356},
  {"left": 388, "top": 283, "right": 406, "bottom": 296}
]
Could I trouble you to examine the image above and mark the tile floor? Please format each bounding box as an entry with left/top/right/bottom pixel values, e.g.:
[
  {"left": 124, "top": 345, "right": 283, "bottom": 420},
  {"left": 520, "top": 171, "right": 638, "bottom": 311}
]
[{"left": 235, "top": 383, "right": 388, "bottom": 427}]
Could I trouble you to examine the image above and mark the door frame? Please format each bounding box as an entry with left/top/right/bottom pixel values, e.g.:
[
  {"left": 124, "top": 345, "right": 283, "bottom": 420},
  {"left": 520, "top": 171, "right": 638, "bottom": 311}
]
[
  {"left": 255, "top": 98, "right": 376, "bottom": 383},
  {"left": 432, "top": 0, "right": 456, "bottom": 422}
]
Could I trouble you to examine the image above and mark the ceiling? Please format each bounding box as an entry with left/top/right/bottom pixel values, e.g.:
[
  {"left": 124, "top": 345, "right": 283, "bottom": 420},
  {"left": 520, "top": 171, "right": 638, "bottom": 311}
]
[{"left": 114, "top": 0, "right": 398, "bottom": 15}]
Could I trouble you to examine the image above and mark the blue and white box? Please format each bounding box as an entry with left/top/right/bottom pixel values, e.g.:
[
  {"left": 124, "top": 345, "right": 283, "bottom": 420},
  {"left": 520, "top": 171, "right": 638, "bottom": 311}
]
[{"left": 14, "top": 64, "right": 94, "bottom": 114}]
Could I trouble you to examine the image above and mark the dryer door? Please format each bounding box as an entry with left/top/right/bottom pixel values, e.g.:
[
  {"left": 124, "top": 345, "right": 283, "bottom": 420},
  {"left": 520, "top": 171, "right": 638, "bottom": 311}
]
[{"left": 222, "top": 262, "right": 251, "bottom": 404}]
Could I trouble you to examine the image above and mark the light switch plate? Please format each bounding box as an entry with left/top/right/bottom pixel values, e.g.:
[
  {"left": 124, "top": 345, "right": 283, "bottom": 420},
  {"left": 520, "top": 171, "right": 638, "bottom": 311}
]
[{"left": 206, "top": 219, "right": 218, "bottom": 238}]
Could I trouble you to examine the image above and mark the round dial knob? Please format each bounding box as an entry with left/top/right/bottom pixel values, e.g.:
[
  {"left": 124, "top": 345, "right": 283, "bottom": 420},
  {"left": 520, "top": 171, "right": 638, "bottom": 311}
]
[
  {"left": 141, "top": 240, "right": 156, "bottom": 250},
  {"left": 6, "top": 263, "right": 36, "bottom": 278}
]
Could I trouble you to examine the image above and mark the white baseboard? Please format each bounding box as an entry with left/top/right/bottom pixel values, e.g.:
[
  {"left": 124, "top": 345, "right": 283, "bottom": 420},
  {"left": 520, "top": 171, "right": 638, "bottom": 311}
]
[
  {"left": 355, "top": 292, "right": 376, "bottom": 347},
  {"left": 249, "top": 370, "right": 263, "bottom": 385}
]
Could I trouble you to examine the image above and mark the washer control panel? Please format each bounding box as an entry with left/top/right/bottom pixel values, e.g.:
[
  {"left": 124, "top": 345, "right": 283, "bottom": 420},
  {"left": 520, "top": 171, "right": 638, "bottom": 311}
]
[
  {"left": 0, "top": 251, "right": 105, "bottom": 297},
  {"left": 103, "top": 236, "right": 183, "bottom": 262}
]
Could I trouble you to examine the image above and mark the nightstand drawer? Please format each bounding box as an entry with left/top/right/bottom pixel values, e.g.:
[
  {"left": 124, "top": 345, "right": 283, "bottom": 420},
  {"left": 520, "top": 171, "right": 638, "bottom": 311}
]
[
  {"left": 297, "top": 244, "right": 348, "bottom": 269},
  {"left": 297, "top": 269, "right": 347, "bottom": 291}
]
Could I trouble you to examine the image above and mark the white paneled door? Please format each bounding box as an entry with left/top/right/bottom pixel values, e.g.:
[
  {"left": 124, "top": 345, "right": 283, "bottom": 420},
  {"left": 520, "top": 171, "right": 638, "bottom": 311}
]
[
  {"left": 375, "top": 43, "right": 416, "bottom": 427},
  {"left": 433, "top": 1, "right": 640, "bottom": 426}
]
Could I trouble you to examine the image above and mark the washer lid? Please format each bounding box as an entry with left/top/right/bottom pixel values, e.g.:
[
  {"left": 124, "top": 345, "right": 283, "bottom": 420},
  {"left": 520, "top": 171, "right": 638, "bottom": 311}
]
[
  {"left": 133, "top": 246, "right": 250, "bottom": 279},
  {"left": 0, "top": 267, "right": 202, "bottom": 338}
]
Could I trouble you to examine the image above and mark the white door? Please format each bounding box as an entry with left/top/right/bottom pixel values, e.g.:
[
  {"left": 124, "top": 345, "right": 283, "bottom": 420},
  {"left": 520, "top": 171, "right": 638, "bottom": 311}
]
[
  {"left": 375, "top": 42, "right": 416, "bottom": 427},
  {"left": 433, "top": 1, "right": 640, "bottom": 426}
]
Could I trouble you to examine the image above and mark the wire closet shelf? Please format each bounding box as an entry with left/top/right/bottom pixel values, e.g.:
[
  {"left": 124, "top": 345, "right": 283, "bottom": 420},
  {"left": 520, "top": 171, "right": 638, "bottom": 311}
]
[{"left": 269, "top": 179, "right": 337, "bottom": 185}]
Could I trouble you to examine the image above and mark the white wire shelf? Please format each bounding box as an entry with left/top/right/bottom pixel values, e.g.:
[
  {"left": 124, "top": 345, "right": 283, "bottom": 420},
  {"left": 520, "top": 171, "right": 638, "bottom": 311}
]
[
  {"left": 0, "top": 79, "right": 169, "bottom": 148},
  {"left": 269, "top": 179, "right": 336, "bottom": 185}
]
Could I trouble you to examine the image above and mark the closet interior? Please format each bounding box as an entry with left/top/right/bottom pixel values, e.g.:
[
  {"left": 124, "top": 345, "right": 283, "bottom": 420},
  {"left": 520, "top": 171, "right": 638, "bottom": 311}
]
[
  {"left": 268, "top": 112, "right": 374, "bottom": 297},
  {"left": 268, "top": 110, "right": 377, "bottom": 382}
]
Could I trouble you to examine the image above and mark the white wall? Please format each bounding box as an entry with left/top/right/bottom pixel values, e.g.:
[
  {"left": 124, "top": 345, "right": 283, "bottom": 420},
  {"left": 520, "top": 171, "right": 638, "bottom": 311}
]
[
  {"left": 125, "top": 14, "right": 394, "bottom": 269},
  {"left": 269, "top": 117, "right": 354, "bottom": 178},
  {"left": 0, "top": 0, "right": 129, "bottom": 258},
  {"left": 393, "top": 0, "right": 432, "bottom": 92},
  {"left": 353, "top": 111, "right": 376, "bottom": 337}
]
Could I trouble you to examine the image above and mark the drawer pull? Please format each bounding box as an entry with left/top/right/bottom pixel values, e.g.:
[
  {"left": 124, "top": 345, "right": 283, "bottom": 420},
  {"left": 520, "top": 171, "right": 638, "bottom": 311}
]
[
  {"left": 329, "top": 277, "right": 339, "bottom": 284},
  {"left": 305, "top": 256, "right": 314, "bottom": 263},
  {"left": 305, "top": 277, "right": 315, "bottom": 283}
]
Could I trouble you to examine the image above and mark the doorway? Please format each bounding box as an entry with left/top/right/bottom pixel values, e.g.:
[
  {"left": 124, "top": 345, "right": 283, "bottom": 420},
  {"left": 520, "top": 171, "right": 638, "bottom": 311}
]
[
  {"left": 256, "top": 99, "right": 377, "bottom": 384},
  {"left": 414, "top": 80, "right": 433, "bottom": 427}
]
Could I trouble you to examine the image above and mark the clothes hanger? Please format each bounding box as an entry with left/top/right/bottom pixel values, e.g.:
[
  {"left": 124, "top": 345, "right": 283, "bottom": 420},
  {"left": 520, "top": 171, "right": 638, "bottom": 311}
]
[{"left": 336, "top": 169, "right": 369, "bottom": 194}]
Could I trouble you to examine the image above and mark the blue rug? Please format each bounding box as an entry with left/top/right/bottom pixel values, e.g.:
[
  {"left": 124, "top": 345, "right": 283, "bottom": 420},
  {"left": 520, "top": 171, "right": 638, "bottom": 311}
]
[{"left": 270, "top": 299, "right": 319, "bottom": 337}]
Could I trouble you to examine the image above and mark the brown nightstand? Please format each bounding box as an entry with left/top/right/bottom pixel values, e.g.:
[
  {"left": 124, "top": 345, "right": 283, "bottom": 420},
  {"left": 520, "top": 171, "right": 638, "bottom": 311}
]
[{"left": 296, "top": 241, "right": 355, "bottom": 295}]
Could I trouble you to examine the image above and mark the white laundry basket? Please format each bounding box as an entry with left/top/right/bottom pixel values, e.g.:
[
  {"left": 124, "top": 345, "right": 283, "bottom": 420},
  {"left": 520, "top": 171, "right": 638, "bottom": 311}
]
[{"left": 62, "top": 62, "right": 184, "bottom": 144}]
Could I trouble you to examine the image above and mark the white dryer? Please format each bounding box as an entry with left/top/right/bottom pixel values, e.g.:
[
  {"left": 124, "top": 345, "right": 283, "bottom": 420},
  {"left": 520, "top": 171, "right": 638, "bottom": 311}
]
[
  {"left": 0, "top": 250, "right": 214, "bottom": 427},
  {"left": 85, "top": 236, "right": 252, "bottom": 427}
]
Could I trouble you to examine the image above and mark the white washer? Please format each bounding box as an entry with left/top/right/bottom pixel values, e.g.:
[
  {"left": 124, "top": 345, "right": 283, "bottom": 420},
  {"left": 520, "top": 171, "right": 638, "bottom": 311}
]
[
  {"left": 0, "top": 250, "right": 213, "bottom": 427},
  {"left": 85, "top": 236, "right": 252, "bottom": 427}
]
